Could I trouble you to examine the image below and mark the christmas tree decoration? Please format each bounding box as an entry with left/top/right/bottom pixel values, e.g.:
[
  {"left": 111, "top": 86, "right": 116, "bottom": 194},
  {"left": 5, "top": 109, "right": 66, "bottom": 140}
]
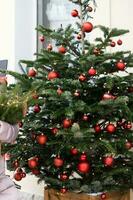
[
  {"left": 32, "top": 169, "right": 40, "bottom": 175},
  {"left": 117, "top": 39, "right": 122, "bottom": 45},
  {"left": 110, "top": 41, "right": 116, "bottom": 47},
  {"left": 57, "top": 88, "right": 63, "bottom": 95},
  {"left": 86, "top": 5, "right": 93, "bottom": 12},
  {"left": 54, "top": 156, "right": 64, "bottom": 168},
  {"left": 48, "top": 71, "right": 59, "bottom": 80},
  {"left": 70, "top": 147, "right": 79, "bottom": 156},
  {"left": 79, "top": 74, "right": 86, "bottom": 81},
  {"left": 14, "top": 172, "right": 22, "bottom": 181},
  {"left": 88, "top": 67, "right": 97, "bottom": 76},
  {"left": 28, "top": 158, "right": 38, "bottom": 169},
  {"left": 28, "top": 68, "right": 37, "bottom": 77},
  {"left": 58, "top": 46, "right": 67, "bottom": 54},
  {"left": 125, "top": 141, "right": 132, "bottom": 150},
  {"left": 63, "top": 119, "right": 72, "bottom": 128},
  {"left": 116, "top": 61, "right": 126, "bottom": 71},
  {"left": 51, "top": 127, "right": 59, "bottom": 135},
  {"left": 106, "top": 124, "right": 116, "bottom": 134},
  {"left": 21, "top": 172, "right": 26, "bottom": 178},
  {"left": 79, "top": 152, "right": 87, "bottom": 161},
  {"left": 39, "top": 35, "right": 45, "bottom": 42},
  {"left": 60, "top": 187, "right": 67, "bottom": 194},
  {"left": 47, "top": 44, "right": 53, "bottom": 51},
  {"left": 82, "top": 114, "right": 89, "bottom": 121},
  {"left": 33, "top": 104, "right": 41, "bottom": 113},
  {"left": 102, "top": 93, "right": 116, "bottom": 100},
  {"left": 100, "top": 193, "right": 107, "bottom": 200},
  {"left": 93, "top": 48, "right": 101, "bottom": 56},
  {"left": 94, "top": 124, "right": 102, "bottom": 133},
  {"left": 36, "top": 134, "right": 47, "bottom": 145},
  {"left": 60, "top": 172, "right": 69, "bottom": 181},
  {"left": 82, "top": 22, "right": 93, "bottom": 33},
  {"left": 123, "top": 122, "right": 132, "bottom": 129},
  {"left": 12, "top": 160, "right": 20, "bottom": 169},
  {"left": 103, "top": 156, "right": 114, "bottom": 167},
  {"left": 77, "top": 161, "right": 90, "bottom": 173},
  {"left": 74, "top": 90, "right": 80, "bottom": 97},
  {"left": 71, "top": 9, "right": 79, "bottom": 17}
]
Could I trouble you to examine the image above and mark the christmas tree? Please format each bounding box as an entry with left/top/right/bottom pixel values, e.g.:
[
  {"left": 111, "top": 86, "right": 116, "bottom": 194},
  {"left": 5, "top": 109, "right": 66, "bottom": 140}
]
[{"left": 5, "top": 0, "right": 133, "bottom": 195}]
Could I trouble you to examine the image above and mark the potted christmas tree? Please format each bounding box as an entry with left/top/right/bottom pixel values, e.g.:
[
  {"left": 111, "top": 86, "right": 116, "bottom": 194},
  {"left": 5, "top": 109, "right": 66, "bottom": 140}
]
[{"left": 5, "top": 0, "right": 133, "bottom": 199}]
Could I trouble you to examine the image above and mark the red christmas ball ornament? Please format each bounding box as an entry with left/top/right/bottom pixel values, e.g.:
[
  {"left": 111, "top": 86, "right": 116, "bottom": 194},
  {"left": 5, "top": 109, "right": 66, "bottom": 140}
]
[
  {"left": 70, "top": 147, "right": 78, "bottom": 156},
  {"left": 100, "top": 193, "right": 107, "bottom": 200},
  {"left": 39, "top": 35, "right": 45, "bottom": 42},
  {"left": 77, "top": 33, "right": 82, "bottom": 40},
  {"left": 18, "top": 121, "right": 23, "bottom": 128},
  {"left": 36, "top": 134, "right": 47, "bottom": 145},
  {"left": 28, "top": 158, "right": 38, "bottom": 169},
  {"left": 32, "top": 168, "right": 40, "bottom": 175},
  {"left": 63, "top": 119, "right": 72, "bottom": 128},
  {"left": 74, "top": 90, "right": 80, "bottom": 97},
  {"left": 13, "top": 160, "right": 19, "bottom": 169},
  {"left": 14, "top": 173, "right": 22, "bottom": 181},
  {"left": 48, "top": 71, "right": 59, "bottom": 80},
  {"left": 60, "top": 187, "right": 67, "bottom": 194},
  {"left": 47, "top": 44, "right": 53, "bottom": 51},
  {"left": 116, "top": 61, "right": 126, "bottom": 71},
  {"left": 28, "top": 68, "right": 37, "bottom": 77},
  {"left": 88, "top": 68, "right": 97, "bottom": 76},
  {"left": 82, "top": 114, "right": 89, "bottom": 121},
  {"left": 60, "top": 172, "right": 69, "bottom": 181},
  {"left": 80, "top": 152, "right": 87, "bottom": 161},
  {"left": 123, "top": 122, "right": 132, "bottom": 129},
  {"left": 77, "top": 161, "right": 90, "bottom": 173},
  {"left": 102, "top": 93, "right": 115, "bottom": 100},
  {"left": 86, "top": 6, "right": 93, "bottom": 12},
  {"left": 117, "top": 39, "right": 122, "bottom": 45},
  {"left": 33, "top": 104, "right": 41, "bottom": 113},
  {"left": 125, "top": 141, "right": 132, "bottom": 150},
  {"left": 93, "top": 48, "right": 101, "bottom": 56},
  {"left": 51, "top": 127, "right": 59, "bottom": 135},
  {"left": 106, "top": 124, "right": 116, "bottom": 134},
  {"left": 79, "top": 74, "right": 86, "bottom": 82},
  {"left": 71, "top": 9, "right": 78, "bottom": 17},
  {"left": 82, "top": 22, "right": 93, "bottom": 33},
  {"left": 58, "top": 46, "right": 67, "bottom": 54},
  {"left": 110, "top": 41, "right": 116, "bottom": 47},
  {"left": 103, "top": 156, "right": 114, "bottom": 167},
  {"left": 21, "top": 172, "right": 26, "bottom": 178},
  {"left": 54, "top": 156, "right": 64, "bottom": 168},
  {"left": 57, "top": 88, "right": 63, "bottom": 95},
  {"left": 94, "top": 124, "right": 102, "bottom": 133}
]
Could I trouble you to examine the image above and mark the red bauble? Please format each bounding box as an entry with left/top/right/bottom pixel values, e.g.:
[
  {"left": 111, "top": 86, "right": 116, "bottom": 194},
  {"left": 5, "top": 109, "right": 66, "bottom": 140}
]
[
  {"left": 54, "top": 156, "right": 64, "bottom": 168},
  {"left": 77, "top": 161, "right": 90, "bottom": 173},
  {"left": 103, "top": 156, "right": 114, "bottom": 167},
  {"left": 125, "top": 141, "right": 132, "bottom": 150},
  {"left": 28, "top": 158, "right": 38, "bottom": 169},
  {"left": 102, "top": 93, "right": 115, "bottom": 100},
  {"left": 58, "top": 46, "right": 67, "bottom": 54},
  {"left": 60, "top": 172, "right": 69, "bottom": 181},
  {"left": 60, "top": 187, "right": 67, "bottom": 193},
  {"left": 36, "top": 134, "right": 47, "bottom": 145},
  {"left": 70, "top": 147, "right": 78, "bottom": 156},
  {"left": 79, "top": 74, "right": 86, "bottom": 82},
  {"left": 57, "top": 88, "right": 63, "bottom": 95},
  {"left": 106, "top": 124, "right": 116, "bottom": 134},
  {"left": 63, "top": 119, "right": 72, "bottom": 128},
  {"left": 80, "top": 152, "right": 87, "bottom": 161},
  {"left": 39, "top": 35, "right": 45, "bottom": 42},
  {"left": 28, "top": 68, "right": 37, "bottom": 77},
  {"left": 94, "top": 124, "right": 102, "bottom": 133},
  {"left": 48, "top": 71, "right": 59, "bottom": 80},
  {"left": 77, "top": 33, "right": 82, "bottom": 40},
  {"left": 51, "top": 127, "right": 59, "bottom": 135},
  {"left": 82, "top": 114, "right": 89, "bottom": 121},
  {"left": 88, "top": 68, "right": 97, "bottom": 76},
  {"left": 100, "top": 193, "right": 107, "bottom": 200},
  {"left": 123, "top": 122, "right": 132, "bottom": 129},
  {"left": 13, "top": 160, "right": 19, "bottom": 169},
  {"left": 47, "top": 44, "right": 53, "bottom": 51},
  {"left": 71, "top": 9, "right": 78, "bottom": 17},
  {"left": 18, "top": 121, "right": 23, "bottom": 128},
  {"left": 32, "top": 168, "right": 40, "bottom": 175},
  {"left": 74, "top": 90, "right": 80, "bottom": 97},
  {"left": 117, "top": 39, "right": 122, "bottom": 45},
  {"left": 14, "top": 173, "right": 22, "bottom": 181},
  {"left": 110, "top": 41, "right": 116, "bottom": 47},
  {"left": 82, "top": 22, "right": 93, "bottom": 33},
  {"left": 21, "top": 172, "right": 26, "bottom": 178},
  {"left": 116, "top": 61, "right": 126, "bottom": 71},
  {"left": 33, "top": 104, "right": 41, "bottom": 113}
]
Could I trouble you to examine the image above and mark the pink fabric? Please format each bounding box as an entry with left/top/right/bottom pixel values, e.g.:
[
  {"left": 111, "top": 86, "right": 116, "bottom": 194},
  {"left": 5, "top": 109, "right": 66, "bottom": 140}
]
[{"left": 0, "top": 121, "right": 19, "bottom": 200}]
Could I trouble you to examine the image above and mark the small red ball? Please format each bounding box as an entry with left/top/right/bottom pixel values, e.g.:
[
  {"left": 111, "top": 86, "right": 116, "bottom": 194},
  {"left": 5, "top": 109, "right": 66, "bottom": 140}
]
[
  {"left": 18, "top": 121, "right": 23, "bottom": 128},
  {"left": 77, "top": 161, "right": 90, "bottom": 173},
  {"left": 94, "top": 124, "right": 101, "bottom": 133},
  {"left": 123, "top": 122, "right": 132, "bottom": 129},
  {"left": 103, "top": 156, "right": 114, "bottom": 167},
  {"left": 82, "top": 114, "right": 89, "bottom": 121},
  {"left": 88, "top": 68, "right": 97, "bottom": 76},
  {"left": 117, "top": 39, "right": 122, "bottom": 45},
  {"left": 63, "top": 119, "right": 72, "bottom": 128},
  {"left": 14, "top": 173, "right": 22, "bottom": 181},
  {"left": 70, "top": 147, "right": 78, "bottom": 156},
  {"left": 86, "top": 6, "right": 93, "bottom": 12},
  {"left": 102, "top": 93, "right": 115, "bottom": 100},
  {"left": 32, "top": 169, "right": 40, "bottom": 175},
  {"left": 21, "top": 172, "right": 26, "bottom": 178},
  {"left": 100, "top": 193, "right": 107, "bottom": 199},
  {"left": 39, "top": 35, "right": 45, "bottom": 42},
  {"left": 57, "top": 88, "right": 63, "bottom": 95},
  {"left": 28, "top": 68, "right": 37, "bottom": 77},
  {"left": 74, "top": 90, "right": 80, "bottom": 97},
  {"left": 125, "top": 141, "right": 132, "bottom": 150},
  {"left": 110, "top": 41, "right": 116, "bottom": 47},
  {"left": 54, "top": 156, "right": 64, "bottom": 168},
  {"left": 116, "top": 61, "right": 126, "bottom": 71},
  {"left": 82, "top": 22, "right": 93, "bottom": 33},
  {"left": 60, "top": 172, "right": 69, "bottom": 181},
  {"left": 58, "top": 46, "right": 67, "bottom": 54},
  {"left": 48, "top": 71, "right": 59, "bottom": 80},
  {"left": 80, "top": 152, "right": 87, "bottom": 161},
  {"left": 33, "top": 104, "right": 41, "bottom": 113},
  {"left": 60, "top": 187, "right": 67, "bottom": 194},
  {"left": 13, "top": 160, "right": 19, "bottom": 169},
  {"left": 51, "top": 127, "right": 59, "bottom": 135},
  {"left": 36, "top": 134, "right": 47, "bottom": 145},
  {"left": 28, "top": 158, "right": 38, "bottom": 169},
  {"left": 106, "top": 124, "right": 116, "bottom": 134},
  {"left": 79, "top": 74, "right": 86, "bottom": 82},
  {"left": 71, "top": 9, "right": 78, "bottom": 17}
]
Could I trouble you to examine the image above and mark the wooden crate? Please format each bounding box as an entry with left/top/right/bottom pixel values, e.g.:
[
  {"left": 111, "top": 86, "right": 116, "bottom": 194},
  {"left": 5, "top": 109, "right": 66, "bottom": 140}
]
[{"left": 44, "top": 188, "right": 130, "bottom": 200}]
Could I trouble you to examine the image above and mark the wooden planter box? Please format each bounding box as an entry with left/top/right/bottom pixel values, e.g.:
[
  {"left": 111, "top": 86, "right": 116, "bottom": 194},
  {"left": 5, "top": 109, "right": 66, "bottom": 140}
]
[{"left": 45, "top": 188, "right": 130, "bottom": 200}]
